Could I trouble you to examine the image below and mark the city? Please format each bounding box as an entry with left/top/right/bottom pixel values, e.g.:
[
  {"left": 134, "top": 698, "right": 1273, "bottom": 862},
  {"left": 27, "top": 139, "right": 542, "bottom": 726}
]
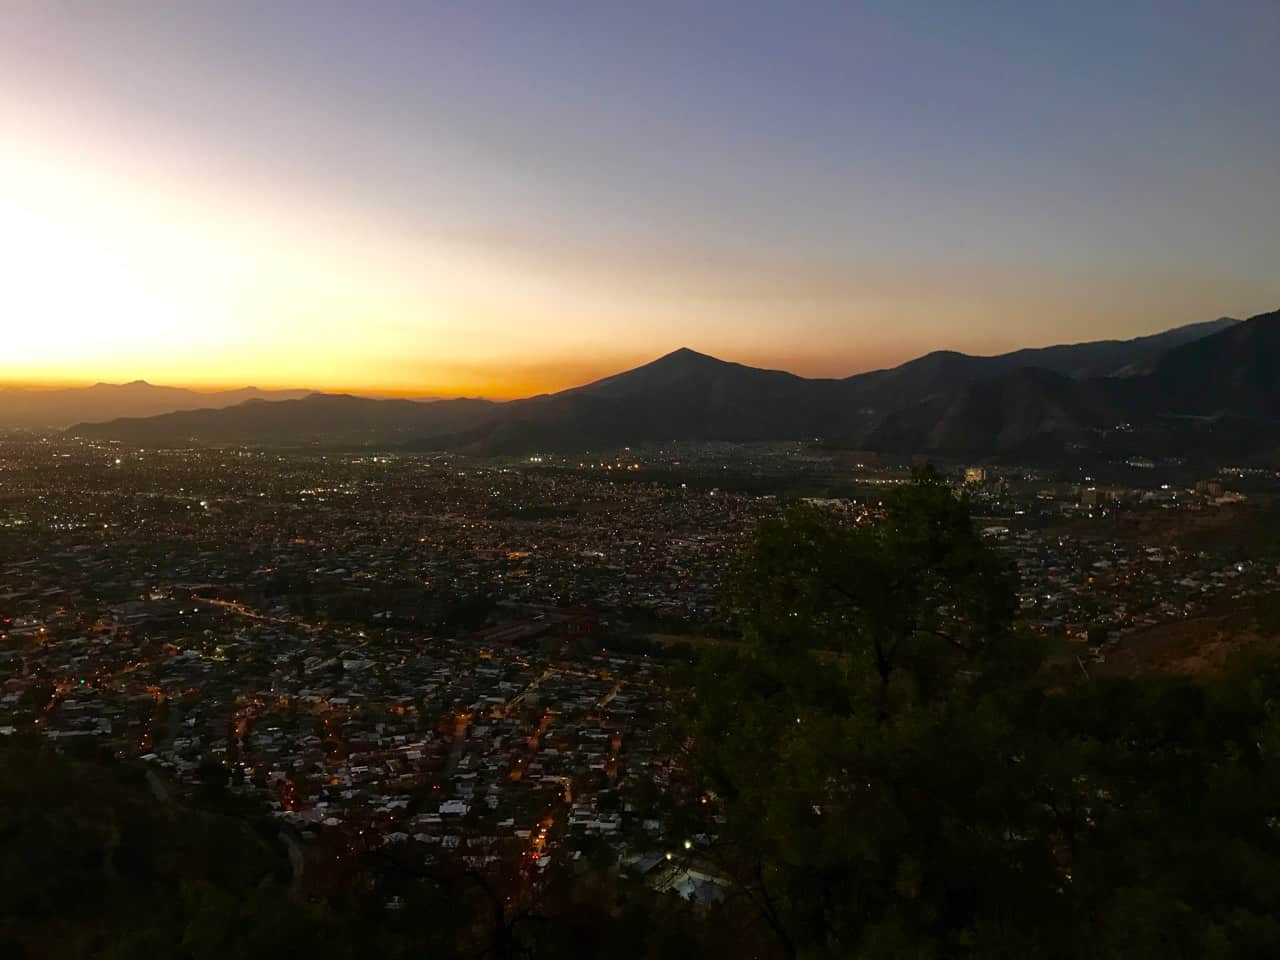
[
  {"left": 5, "top": 438, "right": 1278, "bottom": 889},
  {"left": 5, "top": 2, "right": 1280, "bottom": 956}
]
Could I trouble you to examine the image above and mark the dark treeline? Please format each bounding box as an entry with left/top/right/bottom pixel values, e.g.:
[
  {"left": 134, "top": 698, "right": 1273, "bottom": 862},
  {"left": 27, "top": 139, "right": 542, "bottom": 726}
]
[
  {"left": 4, "top": 469, "right": 1279, "bottom": 958},
  {"left": 668, "top": 469, "right": 1280, "bottom": 958}
]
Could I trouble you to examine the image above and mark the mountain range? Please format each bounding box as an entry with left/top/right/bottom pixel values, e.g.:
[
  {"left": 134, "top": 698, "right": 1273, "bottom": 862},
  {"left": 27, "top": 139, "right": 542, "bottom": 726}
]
[
  {"left": 858, "top": 311, "right": 1280, "bottom": 461},
  {"left": 63, "top": 310, "right": 1280, "bottom": 463},
  {"left": 0, "top": 382, "right": 313, "bottom": 429}
]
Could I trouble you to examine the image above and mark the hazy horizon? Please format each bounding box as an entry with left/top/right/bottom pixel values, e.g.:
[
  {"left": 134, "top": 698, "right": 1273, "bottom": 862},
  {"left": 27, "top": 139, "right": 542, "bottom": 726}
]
[
  {"left": 3, "top": 2, "right": 1278, "bottom": 396},
  {"left": 0, "top": 310, "right": 1265, "bottom": 401}
]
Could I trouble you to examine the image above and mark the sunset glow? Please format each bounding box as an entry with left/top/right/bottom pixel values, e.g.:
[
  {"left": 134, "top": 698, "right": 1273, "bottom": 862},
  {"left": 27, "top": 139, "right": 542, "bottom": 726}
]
[{"left": 2, "top": 2, "right": 1277, "bottom": 397}]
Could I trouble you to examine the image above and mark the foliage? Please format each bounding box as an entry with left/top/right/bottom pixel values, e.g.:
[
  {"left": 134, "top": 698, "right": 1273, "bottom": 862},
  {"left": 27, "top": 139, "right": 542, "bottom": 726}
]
[
  {"left": 0, "top": 735, "right": 384, "bottom": 959},
  {"left": 0, "top": 736, "right": 730, "bottom": 959},
  {"left": 675, "top": 467, "right": 1280, "bottom": 958}
]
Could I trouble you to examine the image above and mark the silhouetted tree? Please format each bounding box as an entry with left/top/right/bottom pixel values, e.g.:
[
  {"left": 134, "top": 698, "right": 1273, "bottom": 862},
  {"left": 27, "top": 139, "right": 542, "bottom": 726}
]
[{"left": 675, "top": 468, "right": 1280, "bottom": 958}]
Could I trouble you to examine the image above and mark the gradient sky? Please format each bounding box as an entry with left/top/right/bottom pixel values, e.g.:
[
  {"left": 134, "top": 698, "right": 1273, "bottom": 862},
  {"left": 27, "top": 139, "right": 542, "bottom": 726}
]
[{"left": 2, "top": 1, "right": 1277, "bottom": 397}]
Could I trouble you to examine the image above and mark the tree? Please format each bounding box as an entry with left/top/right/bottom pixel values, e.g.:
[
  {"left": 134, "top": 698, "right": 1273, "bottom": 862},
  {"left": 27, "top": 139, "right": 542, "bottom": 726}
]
[
  {"left": 195, "top": 754, "right": 229, "bottom": 793},
  {"left": 1086, "top": 621, "right": 1111, "bottom": 646},
  {"left": 1256, "top": 591, "right": 1280, "bottom": 635},
  {"left": 727, "top": 468, "right": 1027, "bottom": 719},
  {"left": 677, "top": 469, "right": 1280, "bottom": 959},
  {"left": 677, "top": 469, "right": 1063, "bottom": 958},
  {"left": 1030, "top": 661, "right": 1280, "bottom": 959}
]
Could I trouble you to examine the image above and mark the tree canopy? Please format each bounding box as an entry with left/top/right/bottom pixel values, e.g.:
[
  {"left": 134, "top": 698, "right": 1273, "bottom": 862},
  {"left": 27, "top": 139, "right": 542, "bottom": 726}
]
[{"left": 674, "top": 468, "right": 1280, "bottom": 959}]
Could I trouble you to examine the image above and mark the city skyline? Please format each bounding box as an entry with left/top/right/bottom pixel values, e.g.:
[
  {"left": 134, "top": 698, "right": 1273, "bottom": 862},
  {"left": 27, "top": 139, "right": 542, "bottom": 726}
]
[{"left": 4, "top": 1, "right": 1278, "bottom": 397}]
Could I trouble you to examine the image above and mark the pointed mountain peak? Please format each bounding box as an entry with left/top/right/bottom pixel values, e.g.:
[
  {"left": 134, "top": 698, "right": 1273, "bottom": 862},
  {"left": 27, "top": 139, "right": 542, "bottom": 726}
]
[
  {"left": 645, "top": 347, "right": 736, "bottom": 373},
  {"left": 652, "top": 346, "right": 721, "bottom": 364}
]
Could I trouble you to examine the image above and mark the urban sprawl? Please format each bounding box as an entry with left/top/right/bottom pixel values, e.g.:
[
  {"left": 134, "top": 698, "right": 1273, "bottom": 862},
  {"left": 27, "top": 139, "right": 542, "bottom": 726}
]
[{"left": 3, "top": 438, "right": 1278, "bottom": 898}]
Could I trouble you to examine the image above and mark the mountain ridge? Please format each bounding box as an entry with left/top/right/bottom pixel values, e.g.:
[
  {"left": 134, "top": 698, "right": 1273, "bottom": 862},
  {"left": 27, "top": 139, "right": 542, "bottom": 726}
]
[
  {"left": 0, "top": 382, "right": 316, "bottom": 429},
  {"left": 848, "top": 310, "right": 1280, "bottom": 461},
  {"left": 63, "top": 312, "right": 1279, "bottom": 463}
]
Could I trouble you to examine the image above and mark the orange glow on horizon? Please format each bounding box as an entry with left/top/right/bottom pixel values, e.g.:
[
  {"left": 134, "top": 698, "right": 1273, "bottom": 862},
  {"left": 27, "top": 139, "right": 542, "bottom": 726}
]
[
  {"left": 3, "top": 85, "right": 1271, "bottom": 399},
  {"left": 1, "top": 5, "right": 1277, "bottom": 401},
  {"left": 2, "top": 106, "right": 1266, "bottom": 398},
  {"left": 0, "top": 341, "right": 946, "bottom": 401},
  {"left": 0, "top": 359, "right": 654, "bottom": 402}
]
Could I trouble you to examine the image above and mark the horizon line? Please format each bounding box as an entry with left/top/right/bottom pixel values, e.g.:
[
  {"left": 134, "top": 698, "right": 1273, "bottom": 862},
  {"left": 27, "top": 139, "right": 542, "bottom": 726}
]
[{"left": 1, "top": 310, "right": 1264, "bottom": 403}]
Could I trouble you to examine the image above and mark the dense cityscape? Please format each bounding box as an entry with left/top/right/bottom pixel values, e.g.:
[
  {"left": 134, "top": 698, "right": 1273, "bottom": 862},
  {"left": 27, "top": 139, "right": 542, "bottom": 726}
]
[{"left": 5, "top": 437, "right": 1278, "bottom": 908}]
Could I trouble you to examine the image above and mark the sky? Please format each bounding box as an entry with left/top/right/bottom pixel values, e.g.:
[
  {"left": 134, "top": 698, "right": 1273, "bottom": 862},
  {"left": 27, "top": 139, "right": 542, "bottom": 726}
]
[{"left": 1, "top": 1, "right": 1277, "bottom": 397}]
